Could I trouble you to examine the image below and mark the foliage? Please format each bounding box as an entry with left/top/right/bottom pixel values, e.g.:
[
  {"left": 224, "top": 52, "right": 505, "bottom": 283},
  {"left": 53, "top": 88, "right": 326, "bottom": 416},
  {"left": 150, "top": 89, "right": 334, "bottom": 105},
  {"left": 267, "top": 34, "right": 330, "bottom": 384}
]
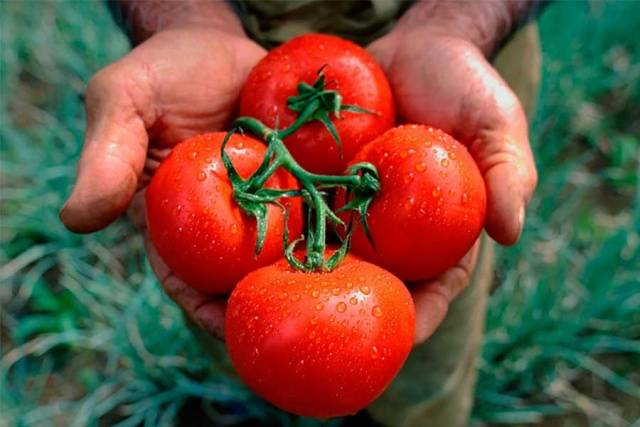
[{"left": 1, "top": 1, "right": 638, "bottom": 426}]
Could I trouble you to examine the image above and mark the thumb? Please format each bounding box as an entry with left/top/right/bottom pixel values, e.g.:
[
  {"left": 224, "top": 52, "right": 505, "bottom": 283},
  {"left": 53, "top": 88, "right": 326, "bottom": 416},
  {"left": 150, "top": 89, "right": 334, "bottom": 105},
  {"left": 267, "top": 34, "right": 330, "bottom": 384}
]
[{"left": 60, "top": 65, "right": 153, "bottom": 233}]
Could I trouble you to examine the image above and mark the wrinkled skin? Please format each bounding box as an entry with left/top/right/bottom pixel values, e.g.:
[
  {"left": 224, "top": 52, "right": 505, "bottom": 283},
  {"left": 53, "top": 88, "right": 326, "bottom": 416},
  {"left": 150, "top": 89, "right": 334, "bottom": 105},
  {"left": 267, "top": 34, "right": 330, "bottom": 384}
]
[
  {"left": 367, "top": 31, "right": 537, "bottom": 342},
  {"left": 60, "top": 28, "right": 267, "bottom": 335},
  {"left": 225, "top": 253, "right": 415, "bottom": 418}
]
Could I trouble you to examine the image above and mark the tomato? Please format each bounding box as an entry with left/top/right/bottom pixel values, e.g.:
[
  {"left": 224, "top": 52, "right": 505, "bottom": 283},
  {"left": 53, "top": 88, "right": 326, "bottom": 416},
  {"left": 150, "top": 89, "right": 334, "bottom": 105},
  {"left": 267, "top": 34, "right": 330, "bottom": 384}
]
[
  {"left": 225, "top": 253, "right": 415, "bottom": 418},
  {"left": 341, "top": 125, "right": 486, "bottom": 281},
  {"left": 238, "top": 33, "right": 395, "bottom": 175},
  {"left": 145, "top": 132, "right": 302, "bottom": 294}
]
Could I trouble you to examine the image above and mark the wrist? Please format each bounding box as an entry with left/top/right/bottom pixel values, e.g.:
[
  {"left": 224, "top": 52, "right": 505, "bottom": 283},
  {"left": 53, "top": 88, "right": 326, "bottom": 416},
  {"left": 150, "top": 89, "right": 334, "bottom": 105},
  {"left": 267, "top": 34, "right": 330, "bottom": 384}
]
[
  {"left": 110, "top": 0, "right": 246, "bottom": 44},
  {"left": 391, "top": 0, "right": 543, "bottom": 57}
]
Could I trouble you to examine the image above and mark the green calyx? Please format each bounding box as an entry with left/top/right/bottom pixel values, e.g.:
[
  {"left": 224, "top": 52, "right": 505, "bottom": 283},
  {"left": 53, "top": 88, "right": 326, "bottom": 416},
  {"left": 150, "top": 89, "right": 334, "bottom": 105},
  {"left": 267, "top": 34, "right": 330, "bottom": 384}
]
[
  {"left": 280, "top": 66, "right": 375, "bottom": 154},
  {"left": 221, "top": 68, "right": 380, "bottom": 272}
]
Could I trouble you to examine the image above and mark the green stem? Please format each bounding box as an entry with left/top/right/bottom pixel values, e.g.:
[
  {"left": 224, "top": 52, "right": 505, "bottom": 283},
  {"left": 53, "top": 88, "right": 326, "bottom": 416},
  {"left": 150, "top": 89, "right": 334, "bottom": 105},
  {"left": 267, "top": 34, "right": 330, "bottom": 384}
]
[
  {"left": 277, "top": 99, "right": 320, "bottom": 139},
  {"left": 223, "top": 69, "right": 381, "bottom": 272}
]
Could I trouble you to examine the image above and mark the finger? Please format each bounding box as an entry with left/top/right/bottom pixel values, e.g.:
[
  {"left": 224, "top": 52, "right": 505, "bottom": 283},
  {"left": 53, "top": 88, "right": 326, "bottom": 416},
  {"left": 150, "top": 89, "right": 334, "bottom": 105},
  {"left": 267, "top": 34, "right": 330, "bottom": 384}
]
[
  {"left": 60, "top": 64, "right": 154, "bottom": 233},
  {"left": 410, "top": 240, "right": 480, "bottom": 344},
  {"left": 467, "top": 117, "right": 537, "bottom": 246},
  {"left": 144, "top": 234, "right": 226, "bottom": 339},
  {"left": 457, "top": 60, "right": 538, "bottom": 246}
]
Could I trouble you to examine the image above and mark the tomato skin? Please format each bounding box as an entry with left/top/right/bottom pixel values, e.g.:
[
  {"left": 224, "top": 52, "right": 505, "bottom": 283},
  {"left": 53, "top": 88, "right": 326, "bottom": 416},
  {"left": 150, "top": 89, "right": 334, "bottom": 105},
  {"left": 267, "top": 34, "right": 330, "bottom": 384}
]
[
  {"left": 239, "top": 33, "right": 395, "bottom": 175},
  {"left": 342, "top": 125, "right": 486, "bottom": 281},
  {"left": 225, "top": 254, "right": 415, "bottom": 418},
  {"left": 145, "top": 133, "right": 302, "bottom": 294}
]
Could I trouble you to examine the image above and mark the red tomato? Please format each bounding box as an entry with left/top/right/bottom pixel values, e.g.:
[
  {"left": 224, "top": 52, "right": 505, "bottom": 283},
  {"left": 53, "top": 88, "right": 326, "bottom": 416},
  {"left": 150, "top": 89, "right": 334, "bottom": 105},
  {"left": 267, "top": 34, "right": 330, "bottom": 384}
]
[
  {"left": 342, "top": 125, "right": 486, "bottom": 281},
  {"left": 238, "top": 34, "right": 395, "bottom": 175},
  {"left": 225, "top": 253, "right": 415, "bottom": 418},
  {"left": 145, "top": 132, "right": 302, "bottom": 294}
]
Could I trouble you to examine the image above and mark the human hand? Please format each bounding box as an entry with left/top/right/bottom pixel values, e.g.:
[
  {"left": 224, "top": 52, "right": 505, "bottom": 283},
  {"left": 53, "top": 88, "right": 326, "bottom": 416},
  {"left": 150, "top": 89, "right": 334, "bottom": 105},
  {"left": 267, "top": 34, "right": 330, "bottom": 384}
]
[
  {"left": 369, "top": 24, "right": 537, "bottom": 344},
  {"left": 60, "top": 26, "right": 266, "bottom": 339}
]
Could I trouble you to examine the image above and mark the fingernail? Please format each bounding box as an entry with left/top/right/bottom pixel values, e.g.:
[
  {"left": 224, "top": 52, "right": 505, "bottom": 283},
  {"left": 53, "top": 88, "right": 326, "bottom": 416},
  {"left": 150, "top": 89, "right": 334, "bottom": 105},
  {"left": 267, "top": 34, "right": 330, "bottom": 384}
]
[{"left": 517, "top": 205, "right": 525, "bottom": 239}]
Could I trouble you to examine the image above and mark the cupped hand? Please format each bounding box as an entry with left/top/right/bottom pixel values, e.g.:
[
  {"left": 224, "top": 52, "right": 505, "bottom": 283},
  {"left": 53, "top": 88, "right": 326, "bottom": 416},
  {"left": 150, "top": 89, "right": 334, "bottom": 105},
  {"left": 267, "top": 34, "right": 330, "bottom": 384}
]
[
  {"left": 368, "top": 30, "right": 537, "bottom": 344},
  {"left": 60, "top": 28, "right": 266, "bottom": 338}
]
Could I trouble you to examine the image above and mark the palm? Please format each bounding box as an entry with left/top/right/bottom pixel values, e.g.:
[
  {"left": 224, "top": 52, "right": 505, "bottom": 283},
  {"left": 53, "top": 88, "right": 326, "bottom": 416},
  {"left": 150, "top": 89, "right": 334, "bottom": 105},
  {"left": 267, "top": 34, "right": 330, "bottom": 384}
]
[{"left": 368, "top": 32, "right": 537, "bottom": 343}]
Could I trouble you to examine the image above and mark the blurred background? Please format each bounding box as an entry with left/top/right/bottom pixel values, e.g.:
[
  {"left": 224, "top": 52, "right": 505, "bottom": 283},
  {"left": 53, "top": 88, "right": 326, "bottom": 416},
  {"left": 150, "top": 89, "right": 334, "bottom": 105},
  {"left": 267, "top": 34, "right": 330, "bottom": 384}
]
[{"left": 1, "top": 1, "right": 638, "bottom": 426}]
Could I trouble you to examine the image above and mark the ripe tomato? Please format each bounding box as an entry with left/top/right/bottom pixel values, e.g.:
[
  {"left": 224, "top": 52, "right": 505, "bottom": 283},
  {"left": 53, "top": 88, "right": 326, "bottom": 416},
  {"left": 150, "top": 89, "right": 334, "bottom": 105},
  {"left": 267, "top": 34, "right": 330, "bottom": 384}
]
[
  {"left": 342, "top": 125, "right": 486, "bottom": 281},
  {"left": 225, "top": 253, "right": 415, "bottom": 418},
  {"left": 238, "top": 33, "right": 395, "bottom": 175},
  {"left": 145, "top": 132, "right": 302, "bottom": 294}
]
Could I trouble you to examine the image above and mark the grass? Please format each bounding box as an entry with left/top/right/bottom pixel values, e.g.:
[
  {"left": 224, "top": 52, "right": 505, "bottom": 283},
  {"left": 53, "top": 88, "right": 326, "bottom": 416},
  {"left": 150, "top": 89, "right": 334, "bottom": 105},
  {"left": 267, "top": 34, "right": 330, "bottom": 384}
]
[{"left": 1, "top": 1, "right": 638, "bottom": 426}]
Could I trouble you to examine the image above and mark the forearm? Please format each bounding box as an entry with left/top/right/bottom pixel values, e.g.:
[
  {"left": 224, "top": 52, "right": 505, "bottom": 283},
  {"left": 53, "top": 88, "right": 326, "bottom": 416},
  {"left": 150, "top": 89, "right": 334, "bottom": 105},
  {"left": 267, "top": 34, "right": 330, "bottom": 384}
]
[
  {"left": 108, "top": 0, "right": 245, "bottom": 44},
  {"left": 394, "top": 0, "right": 547, "bottom": 56}
]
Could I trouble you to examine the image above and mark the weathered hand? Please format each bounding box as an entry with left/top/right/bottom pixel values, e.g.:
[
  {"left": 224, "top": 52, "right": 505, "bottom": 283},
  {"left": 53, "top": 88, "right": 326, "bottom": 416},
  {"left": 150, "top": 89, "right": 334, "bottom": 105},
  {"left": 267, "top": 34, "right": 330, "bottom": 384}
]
[
  {"left": 60, "top": 27, "right": 265, "bottom": 338},
  {"left": 369, "top": 30, "right": 537, "bottom": 344}
]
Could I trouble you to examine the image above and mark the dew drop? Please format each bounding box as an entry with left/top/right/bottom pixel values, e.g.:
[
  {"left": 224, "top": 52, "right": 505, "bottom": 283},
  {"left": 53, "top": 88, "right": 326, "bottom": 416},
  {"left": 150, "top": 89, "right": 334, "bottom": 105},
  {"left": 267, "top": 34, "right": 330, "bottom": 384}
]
[
  {"left": 231, "top": 224, "right": 239, "bottom": 234},
  {"left": 331, "top": 287, "right": 341, "bottom": 296},
  {"left": 415, "top": 162, "right": 426, "bottom": 172},
  {"left": 336, "top": 302, "right": 347, "bottom": 313},
  {"left": 372, "top": 306, "right": 383, "bottom": 317},
  {"left": 310, "top": 317, "right": 318, "bottom": 325},
  {"left": 359, "top": 285, "right": 370, "bottom": 295},
  {"left": 440, "top": 158, "right": 450, "bottom": 168},
  {"left": 349, "top": 296, "right": 358, "bottom": 305},
  {"left": 190, "top": 151, "right": 198, "bottom": 159},
  {"left": 432, "top": 186, "right": 441, "bottom": 197},
  {"left": 371, "top": 345, "right": 379, "bottom": 359},
  {"left": 449, "top": 152, "right": 457, "bottom": 160},
  {"left": 462, "top": 193, "right": 469, "bottom": 204},
  {"left": 345, "top": 282, "right": 353, "bottom": 289},
  {"left": 311, "top": 290, "right": 320, "bottom": 298},
  {"left": 291, "top": 294, "right": 301, "bottom": 302},
  {"left": 315, "top": 302, "right": 324, "bottom": 311},
  {"left": 197, "top": 171, "right": 206, "bottom": 181}
]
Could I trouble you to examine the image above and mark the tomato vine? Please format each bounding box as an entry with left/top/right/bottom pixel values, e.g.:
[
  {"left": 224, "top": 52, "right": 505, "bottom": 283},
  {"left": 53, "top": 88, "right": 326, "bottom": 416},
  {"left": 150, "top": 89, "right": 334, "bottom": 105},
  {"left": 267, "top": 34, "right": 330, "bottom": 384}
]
[{"left": 222, "top": 69, "right": 380, "bottom": 272}]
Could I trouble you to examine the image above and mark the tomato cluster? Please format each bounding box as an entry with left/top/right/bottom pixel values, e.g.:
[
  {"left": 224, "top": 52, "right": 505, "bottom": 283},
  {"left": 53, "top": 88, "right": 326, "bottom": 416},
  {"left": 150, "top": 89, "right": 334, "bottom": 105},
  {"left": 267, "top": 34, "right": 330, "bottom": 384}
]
[{"left": 145, "top": 34, "right": 486, "bottom": 418}]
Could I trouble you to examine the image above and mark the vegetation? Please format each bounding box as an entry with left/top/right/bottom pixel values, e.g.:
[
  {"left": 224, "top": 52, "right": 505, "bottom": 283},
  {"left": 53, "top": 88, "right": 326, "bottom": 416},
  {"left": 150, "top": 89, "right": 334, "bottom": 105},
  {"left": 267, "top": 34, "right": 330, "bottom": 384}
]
[{"left": 1, "top": 1, "right": 638, "bottom": 426}]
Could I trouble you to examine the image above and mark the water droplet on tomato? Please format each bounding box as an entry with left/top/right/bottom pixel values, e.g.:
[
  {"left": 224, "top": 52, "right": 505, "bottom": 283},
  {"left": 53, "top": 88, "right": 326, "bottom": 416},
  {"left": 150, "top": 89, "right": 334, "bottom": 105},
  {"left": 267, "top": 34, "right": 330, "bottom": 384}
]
[
  {"left": 440, "top": 158, "right": 450, "bottom": 168},
  {"left": 231, "top": 224, "right": 239, "bottom": 234},
  {"left": 432, "top": 186, "right": 441, "bottom": 197},
  {"left": 449, "top": 152, "right": 457, "bottom": 160},
  {"left": 462, "top": 193, "right": 469, "bottom": 204},
  {"left": 197, "top": 171, "right": 206, "bottom": 181},
  {"left": 349, "top": 297, "right": 358, "bottom": 305},
  {"left": 359, "top": 285, "right": 370, "bottom": 295},
  {"left": 331, "top": 287, "right": 341, "bottom": 296},
  {"left": 372, "top": 306, "right": 383, "bottom": 317},
  {"left": 345, "top": 282, "right": 353, "bottom": 289},
  {"left": 190, "top": 151, "right": 198, "bottom": 159},
  {"left": 291, "top": 294, "right": 301, "bottom": 302},
  {"left": 336, "top": 302, "right": 347, "bottom": 313},
  {"left": 415, "top": 162, "right": 426, "bottom": 172},
  {"left": 315, "top": 302, "right": 324, "bottom": 311},
  {"left": 312, "top": 290, "right": 320, "bottom": 298},
  {"left": 310, "top": 317, "right": 318, "bottom": 325},
  {"left": 371, "top": 345, "right": 379, "bottom": 359}
]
